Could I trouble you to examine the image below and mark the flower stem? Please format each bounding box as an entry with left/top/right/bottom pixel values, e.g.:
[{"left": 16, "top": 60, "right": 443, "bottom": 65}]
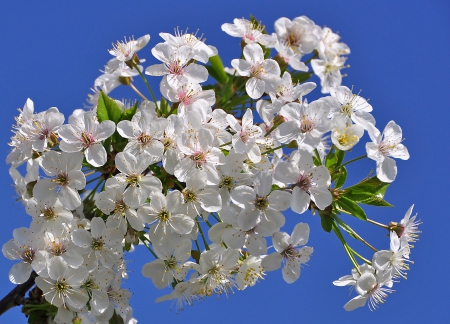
[
  {"left": 196, "top": 218, "right": 210, "bottom": 251},
  {"left": 141, "top": 238, "right": 158, "bottom": 259},
  {"left": 335, "top": 154, "right": 367, "bottom": 171},
  {"left": 129, "top": 82, "right": 149, "bottom": 101},
  {"left": 133, "top": 62, "right": 158, "bottom": 106},
  {"left": 261, "top": 144, "right": 288, "bottom": 155},
  {"left": 332, "top": 223, "right": 362, "bottom": 275},
  {"left": 366, "top": 218, "right": 390, "bottom": 230},
  {"left": 348, "top": 246, "right": 372, "bottom": 265}
]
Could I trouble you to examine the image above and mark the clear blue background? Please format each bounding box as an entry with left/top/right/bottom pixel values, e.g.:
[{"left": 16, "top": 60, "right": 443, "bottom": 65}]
[{"left": 0, "top": 1, "right": 448, "bottom": 323}]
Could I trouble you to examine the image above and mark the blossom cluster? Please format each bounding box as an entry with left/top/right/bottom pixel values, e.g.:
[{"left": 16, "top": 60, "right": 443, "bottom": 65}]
[{"left": 3, "top": 14, "right": 419, "bottom": 323}]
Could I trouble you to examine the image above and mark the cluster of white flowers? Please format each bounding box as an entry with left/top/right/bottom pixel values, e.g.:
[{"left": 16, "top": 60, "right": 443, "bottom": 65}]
[{"left": 3, "top": 14, "right": 419, "bottom": 323}]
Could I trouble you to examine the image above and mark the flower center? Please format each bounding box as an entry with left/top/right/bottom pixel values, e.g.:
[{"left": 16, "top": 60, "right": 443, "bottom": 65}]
[
  {"left": 254, "top": 196, "right": 269, "bottom": 211},
  {"left": 296, "top": 173, "right": 312, "bottom": 192},
  {"left": 81, "top": 132, "right": 96, "bottom": 149},
  {"left": 42, "top": 207, "right": 55, "bottom": 220},
  {"left": 250, "top": 63, "right": 265, "bottom": 78},
  {"left": 53, "top": 173, "right": 69, "bottom": 186},
  {"left": 340, "top": 104, "right": 353, "bottom": 117},
  {"left": 300, "top": 117, "right": 315, "bottom": 134},
  {"left": 167, "top": 60, "right": 185, "bottom": 75},
  {"left": 137, "top": 132, "right": 152, "bottom": 145},
  {"left": 114, "top": 201, "right": 127, "bottom": 217},
  {"left": 164, "top": 256, "right": 177, "bottom": 271},
  {"left": 182, "top": 189, "right": 197, "bottom": 203},
  {"left": 157, "top": 207, "right": 170, "bottom": 222},
  {"left": 50, "top": 241, "right": 67, "bottom": 256},
  {"left": 21, "top": 248, "right": 35, "bottom": 263},
  {"left": 126, "top": 174, "right": 141, "bottom": 187},
  {"left": 191, "top": 151, "right": 207, "bottom": 167},
  {"left": 55, "top": 280, "right": 69, "bottom": 293},
  {"left": 219, "top": 175, "right": 235, "bottom": 191},
  {"left": 91, "top": 237, "right": 104, "bottom": 251}
]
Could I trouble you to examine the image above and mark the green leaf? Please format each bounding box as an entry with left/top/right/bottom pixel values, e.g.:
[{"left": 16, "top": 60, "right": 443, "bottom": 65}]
[
  {"left": 345, "top": 175, "right": 390, "bottom": 196},
  {"left": 325, "top": 151, "right": 336, "bottom": 168},
  {"left": 121, "top": 101, "right": 138, "bottom": 121},
  {"left": 207, "top": 55, "right": 229, "bottom": 85},
  {"left": 335, "top": 149, "right": 345, "bottom": 166},
  {"left": 334, "top": 166, "right": 347, "bottom": 189},
  {"left": 335, "top": 196, "right": 367, "bottom": 221},
  {"left": 359, "top": 196, "right": 394, "bottom": 207},
  {"left": 319, "top": 212, "right": 334, "bottom": 232},
  {"left": 109, "top": 311, "right": 125, "bottom": 324},
  {"left": 221, "top": 76, "right": 234, "bottom": 104},
  {"left": 97, "top": 91, "right": 122, "bottom": 124},
  {"left": 291, "top": 72, "right": 313, "bottom": 84}
]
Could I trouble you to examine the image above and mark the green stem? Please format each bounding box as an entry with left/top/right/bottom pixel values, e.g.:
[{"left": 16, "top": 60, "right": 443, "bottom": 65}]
[
  {"left": 196, "top": 218, "right": 210, "bottom": 251},
  {"left": 348, "top": 246, "right": 372, "bottom": 265},
  {"left": 194, "top": 239, "right": 201, "bottom": 253},
  {"left": 211, "top": 212, "right": 222, "bottom": 222},
  {"left": 366, "top": 218, "right": 390, "bottom": 230},
  {"left": 261, "top": 144, "right": 288, "bottom": 155},
  {"left": 141, "top": 239, "right": 158, "bottom": 259},
  {"left": 335, "top": 216, "right": 378, "bottom": 252},
  {"left": 129, "top": 82, "right": 149, "bottom": 101},
  {"left": 314, "top": 149, "right": 322, "bottom": 165},
  {"left": 335, "top": 154, "right": 367, "bottom": 171},
  {"left": 133, "top": 61, "right": 158, "bottom": 106},
  {"left": 83, "top": 179, "right": 104, "bottom": 202},
  {"left": 86, "top": 175, "right": 102, "bottom": 185},
  {"left": 332, "top": 223, "right": 361, "bottom": 275},
  {"left": 220, "top": 141, "right": 232, "bottom": 147}
]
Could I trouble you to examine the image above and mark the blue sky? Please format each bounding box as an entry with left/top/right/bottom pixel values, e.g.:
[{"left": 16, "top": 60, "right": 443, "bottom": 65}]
[{"left": 0, "top": 1, "right": 449, "bottom": 323}]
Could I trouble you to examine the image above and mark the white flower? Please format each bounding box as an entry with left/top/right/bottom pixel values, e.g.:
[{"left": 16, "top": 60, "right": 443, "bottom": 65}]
[
  {"left": 274, "top": 150, "right": 332, "bottom": 214},
  {"left": 26, "top": 197, "right": 73, "bottom": 233},
  {"left": 227, "top": 108, "right": 263, "bottom": 162},
  {"left": 395, "top": 204, "right": 422, "bottom": 248},
  {"left": 372, "top": 231, "right": 411, "bottom": 280},
  {"left": 331, "top": 116, "right": 364, "bottom": 151},
  {"left": 326, "top": 85, "right": 375, "bottom": 129},
  {"left": 311, "top": 54, "right": 347, "bottom": 93},
  {"left": 117, "top": 109, "right": 167, "bottom": 158},
  {"left": 141, "top": 238, "right": 193, "bottom": 288},
  {"left": 112, "top": 151, "right": 162, "bottom": 209},
  {"left": 137, "top": 190, "right": 195, "bottom": 241},
  {"left": 261, "top": 222, "right": 313, "bottom": 283},
  {"left": 159, "top": 28, "right": 217, "bottom": 63},
  {"left": 108, "top": 34, "right": 150, "bottom": 62},
  {"left": 274, "top": 16, "right": 320, "bottom": 54},
  {"left": 343, "top": 272, "right": 394, "bottom": 311},
  {"left": 221, "top": 18, "right": 277, "bottom": 47},
  {"left": 231, "top": 171, "right": 290, "bottom": 231},
  {"left": 317, "top": 27, "right": 350, "bottom": 57},
  {"left": 20, "top": 107, "right": 64, "bottom": 152},
  {"left": 71, "top": 217, "right": 123, "bottom": 270},
  {"left": 365, "top": 120, "right": 410, "bottom": 183},
  {"left": 275, "top": 100, "right": 331, "bottom": 152},
  {"left": 231, "top": 43, "right": 281, "bottom": 99},
  {"left": 2, "top": 228, "right": 46, "bottom": 284},
  {"left": 33, "top": 151, "right": 86, "bottom": 210},
  {"left": 35, "top": 256, "right": 89, "bottom": 309},
  {"left": 236, "top": 256, "right": 265, "bottom": 290},
  {"left": 145, "top": 44, "right": 208, "bottom": 88},
  {"left": 58, "top": 111, "right": 115, "bottom": 167}
]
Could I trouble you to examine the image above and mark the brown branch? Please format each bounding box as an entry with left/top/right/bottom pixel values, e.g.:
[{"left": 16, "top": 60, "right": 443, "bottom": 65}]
[{"left": 0, "top": 271, "right": 37, "bottom": 316}]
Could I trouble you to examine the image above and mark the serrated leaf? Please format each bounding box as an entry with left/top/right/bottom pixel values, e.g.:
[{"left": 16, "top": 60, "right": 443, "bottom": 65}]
[
  {"left": 121, "top": 101, "right": 138, "bottom": 121},
  {"left": 345, "top": 176, "right": 390, "bottom": 196},
  {"left": 207, "top": 55, "right": 229, "bottom": 85},
  {"left": 359, "top": 196, "right": 394, "bottom": 207},
  {"left": 334, "top": 166, "right": 347, "bottom": 188},
  {"left": 98, "top": 91, "right": 122, "bottom": 124},
  {"left": 335, "top": 196, "right": 367, "bottom": 221}
]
